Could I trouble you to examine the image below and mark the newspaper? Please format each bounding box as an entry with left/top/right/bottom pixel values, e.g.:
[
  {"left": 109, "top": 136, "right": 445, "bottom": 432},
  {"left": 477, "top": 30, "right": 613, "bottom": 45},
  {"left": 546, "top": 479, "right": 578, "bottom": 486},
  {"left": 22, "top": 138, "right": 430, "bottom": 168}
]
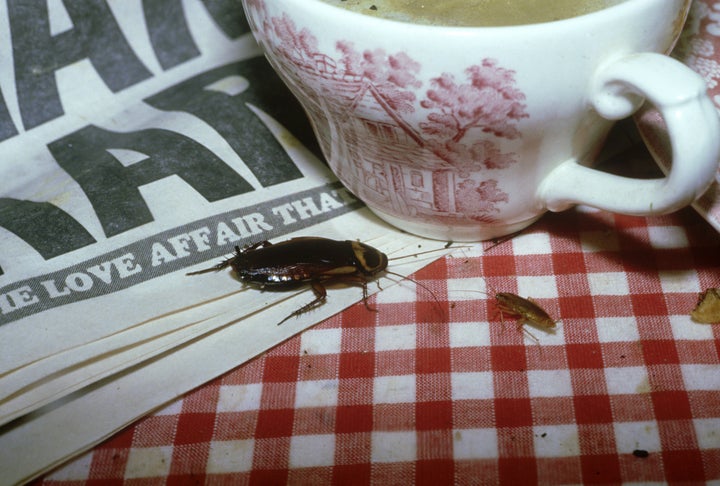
[{"left": 0, "top": 2, "right": 456, "bottom": 483}]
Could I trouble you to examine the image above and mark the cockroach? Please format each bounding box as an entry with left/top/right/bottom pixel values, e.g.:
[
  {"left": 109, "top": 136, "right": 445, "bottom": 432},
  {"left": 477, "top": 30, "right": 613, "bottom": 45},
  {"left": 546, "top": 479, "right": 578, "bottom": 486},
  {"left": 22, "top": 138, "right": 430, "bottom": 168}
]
[
  {"left": 187, "top": 236, "right": 450, "bottom": 324},
  {"left": 493, "top": 292, "right": 557, "bottom": 332},
  {"left": 459, "top": 285, "right": 558, "bottom": 342}
]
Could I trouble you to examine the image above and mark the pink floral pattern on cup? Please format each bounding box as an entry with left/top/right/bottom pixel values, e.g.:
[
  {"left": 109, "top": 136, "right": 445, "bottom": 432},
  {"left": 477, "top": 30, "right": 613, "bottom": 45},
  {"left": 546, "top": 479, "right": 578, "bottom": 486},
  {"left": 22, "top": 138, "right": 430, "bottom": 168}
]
[{"left": 246, "top": 1, "right": 529, "bottom": 224}]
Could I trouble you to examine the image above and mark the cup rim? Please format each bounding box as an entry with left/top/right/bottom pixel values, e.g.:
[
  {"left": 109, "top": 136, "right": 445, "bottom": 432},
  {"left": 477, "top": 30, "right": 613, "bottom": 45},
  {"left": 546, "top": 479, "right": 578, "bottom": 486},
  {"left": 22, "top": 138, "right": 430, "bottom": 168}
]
[{"left": 273, "top": 0, "right": 667, "bottom": 31}]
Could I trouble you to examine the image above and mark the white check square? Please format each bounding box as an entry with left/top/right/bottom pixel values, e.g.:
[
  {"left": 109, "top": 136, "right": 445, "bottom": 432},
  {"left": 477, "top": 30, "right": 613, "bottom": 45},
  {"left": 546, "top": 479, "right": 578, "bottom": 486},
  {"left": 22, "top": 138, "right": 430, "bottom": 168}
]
[
  {"left": 375, "top": 281, "right": 418, "bottom": 303},
  {"left": 375, "top": 324, "right": 417, "bottom": 351},
  {"left": 447, "top": 277, "right": 488, "bottom": 301},
  {"left": 613, "top": 421, "right": 661, "bottom": 454},
  {"left": 300, "top": 327, "right": 342, "bottom": 355},
  {"left": 595, "top": 317, "right": 640, "bottom": 343},
  {"left": 451, "top": 372, "right": 494, "bottom": 400},
  {"left": 517, "top": 275, "right": 559, "bottom": 299},
  {"left": 371, "top": 431, "right": 417, "bottom": 463},
  {"left": 124, "top": 447, "right": 173, "bottom": 478},
  {"left": 294, "top": 379, "right": 339, "bottom": 408},
  {"left": 453, "top": 428, "right": 499, "bottom": 459},
  {"left": 217, "top": 384, "right": 263, "bottom": 412},
  {"left": 207, "top": 440, "right": 255, "bottom": 473},
  {"left": 681, "top": 364, "right": 720, "bottom": 391},
  {"left": 587, "top": 272, "right": 630, "bottom": 296},
  {"left": 604, "top": 366, "right": 648, "bottom": 395},
  {"left": 658, "top": 270, "right": 700, "bottom": 294},
  {"left": 533, "top": 424, "right": 580, "bottom": 457},
  {"left": 289, "top": 434, "right": 335, "bottom": 468},
  {"left": 669, "top": 314, "right": 715, "bottom": 340},
  {"left": 449, "top": 322, "right": 490, "bottom": 348},
  {"left": 647, "top": 226, "right": 689, "bottom": 249},
  {"left": 527, "top": 369, "right": 573, "bottom": 397},
  {"left": 694, "top": 418, "right": 720, "bottom": 449},
  {"left": 511, "top": 232, "right": 552, "bottom": 255},
  {"left": 374, "top": 375, "right": 416, "bottom": 403}
]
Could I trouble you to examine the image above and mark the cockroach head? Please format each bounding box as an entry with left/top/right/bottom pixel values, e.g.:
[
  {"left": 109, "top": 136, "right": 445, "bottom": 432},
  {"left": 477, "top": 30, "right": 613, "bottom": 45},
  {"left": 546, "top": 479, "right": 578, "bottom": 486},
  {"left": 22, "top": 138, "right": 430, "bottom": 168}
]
[{"left": 351, "top": 241, "right": 389, "bottom": 275}]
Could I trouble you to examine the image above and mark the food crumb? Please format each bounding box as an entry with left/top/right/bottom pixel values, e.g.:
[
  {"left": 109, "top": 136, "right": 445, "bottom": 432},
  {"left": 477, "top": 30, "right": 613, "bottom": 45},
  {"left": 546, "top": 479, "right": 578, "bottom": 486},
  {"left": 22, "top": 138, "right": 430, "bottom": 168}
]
[{"left": 691, "top": 288, "right": 720, "bottom": 324}]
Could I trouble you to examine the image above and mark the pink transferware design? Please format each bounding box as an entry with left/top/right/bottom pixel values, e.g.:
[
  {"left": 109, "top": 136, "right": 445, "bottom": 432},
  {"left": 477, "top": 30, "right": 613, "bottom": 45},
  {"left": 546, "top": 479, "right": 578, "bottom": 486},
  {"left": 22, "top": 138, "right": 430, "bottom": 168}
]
[{"left": 245, "top": 1, "right": 529, "bottom": 226}]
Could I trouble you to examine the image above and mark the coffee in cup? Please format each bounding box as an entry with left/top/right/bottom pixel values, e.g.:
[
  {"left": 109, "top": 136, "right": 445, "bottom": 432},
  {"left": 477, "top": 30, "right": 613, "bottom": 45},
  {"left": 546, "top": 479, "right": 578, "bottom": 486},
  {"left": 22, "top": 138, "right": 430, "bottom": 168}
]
[{"left": 321, "top": 0, "right": 627, "bottom": 26}]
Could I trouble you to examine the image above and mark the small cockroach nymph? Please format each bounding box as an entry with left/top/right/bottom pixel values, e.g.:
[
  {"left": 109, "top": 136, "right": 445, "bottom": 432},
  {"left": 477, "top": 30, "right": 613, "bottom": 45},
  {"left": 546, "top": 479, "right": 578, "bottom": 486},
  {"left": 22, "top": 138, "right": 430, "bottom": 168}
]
[
  {"left": 493, "top": 292, "right": 557, "bottom": 331},
  {"left": 459, "top": 284, "right": 559, "bottom": 343},
  {"left": 187, "top": 236, "right": 453, "bottom": 324}
]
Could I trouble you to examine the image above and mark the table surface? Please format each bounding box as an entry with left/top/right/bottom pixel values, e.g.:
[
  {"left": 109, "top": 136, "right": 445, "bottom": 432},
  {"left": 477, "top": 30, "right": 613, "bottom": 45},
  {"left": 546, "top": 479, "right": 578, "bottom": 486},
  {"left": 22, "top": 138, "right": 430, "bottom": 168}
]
[{"left": 32, "top": 203, "right": 720, "bottom": 485}]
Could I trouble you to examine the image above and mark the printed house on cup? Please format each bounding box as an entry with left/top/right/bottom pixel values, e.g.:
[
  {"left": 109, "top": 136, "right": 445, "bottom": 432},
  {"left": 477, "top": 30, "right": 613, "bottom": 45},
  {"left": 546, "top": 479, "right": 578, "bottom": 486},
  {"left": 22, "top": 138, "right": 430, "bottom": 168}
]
[
  {"left": 285, "top": 53, "right": 472, "bottom": 222},
  {"left": 346, "top": 83, "right": 442, "bottom": 217}
]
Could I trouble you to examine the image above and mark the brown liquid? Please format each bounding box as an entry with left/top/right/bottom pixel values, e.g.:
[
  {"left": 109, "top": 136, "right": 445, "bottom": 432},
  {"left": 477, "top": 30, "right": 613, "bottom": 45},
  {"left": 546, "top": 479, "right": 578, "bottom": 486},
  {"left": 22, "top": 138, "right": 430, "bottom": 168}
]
[{"left": 321, "top": 0, "right": 626, "bottom": 26}]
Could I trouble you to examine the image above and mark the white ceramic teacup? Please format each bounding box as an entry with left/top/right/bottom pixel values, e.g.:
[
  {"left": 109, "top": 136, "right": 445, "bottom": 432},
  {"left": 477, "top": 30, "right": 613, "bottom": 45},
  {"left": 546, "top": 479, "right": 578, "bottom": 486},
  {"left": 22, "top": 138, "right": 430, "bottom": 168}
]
[{"left": 242, "top": 0, "right": 720, "bottom": 241}]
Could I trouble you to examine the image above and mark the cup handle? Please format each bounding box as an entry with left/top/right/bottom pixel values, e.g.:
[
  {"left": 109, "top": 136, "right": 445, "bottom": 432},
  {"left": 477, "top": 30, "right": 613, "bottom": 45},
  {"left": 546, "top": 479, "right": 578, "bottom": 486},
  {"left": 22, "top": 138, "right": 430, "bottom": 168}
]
[{"left": 539, "top": 53, "right": 720, "bottom": 215}]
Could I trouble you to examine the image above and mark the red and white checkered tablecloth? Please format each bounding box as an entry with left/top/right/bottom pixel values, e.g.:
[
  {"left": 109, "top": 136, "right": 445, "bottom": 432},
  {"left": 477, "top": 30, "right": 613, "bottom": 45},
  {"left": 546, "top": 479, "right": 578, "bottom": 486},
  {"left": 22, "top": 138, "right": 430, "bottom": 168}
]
[{"left": 31, "top": 204, "right": 720, "bottom": 485}]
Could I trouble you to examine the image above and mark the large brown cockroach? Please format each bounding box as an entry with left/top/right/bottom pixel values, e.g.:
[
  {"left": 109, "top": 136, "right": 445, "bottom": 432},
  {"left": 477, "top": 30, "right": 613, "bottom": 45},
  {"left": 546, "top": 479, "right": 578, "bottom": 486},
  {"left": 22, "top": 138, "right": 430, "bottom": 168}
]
[{"left": 187, "top": 236, "right": 445, "bottom": 324}]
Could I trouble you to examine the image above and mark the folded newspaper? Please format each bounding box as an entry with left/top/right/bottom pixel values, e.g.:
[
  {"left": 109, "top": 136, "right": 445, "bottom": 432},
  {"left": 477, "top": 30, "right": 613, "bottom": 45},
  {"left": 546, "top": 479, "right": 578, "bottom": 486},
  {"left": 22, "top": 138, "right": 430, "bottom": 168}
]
[{"left": 0, "top": 2, "right": 456, "bottom": 483}]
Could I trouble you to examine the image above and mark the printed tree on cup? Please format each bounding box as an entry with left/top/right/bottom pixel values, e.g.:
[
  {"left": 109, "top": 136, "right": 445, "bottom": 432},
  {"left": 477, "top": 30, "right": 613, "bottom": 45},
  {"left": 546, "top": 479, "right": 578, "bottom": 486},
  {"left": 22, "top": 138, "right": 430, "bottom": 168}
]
[
  {"left": 334, "top": 45, "right": 528, "bottom": 167},
  {"left": 407, "top": 59, "right": 529, "bottom": 219},
  {"left": 335, "top": 41, "right": 422, "bottom": 119},
  {"left": 266, "top": 12, "right": 319, "bottom": 64},
  {"left": 455, "top": 178, "right": 510, "bottom": 220},
  {"left": 419, "top": 60, "right": 529, "bottom": 173}
]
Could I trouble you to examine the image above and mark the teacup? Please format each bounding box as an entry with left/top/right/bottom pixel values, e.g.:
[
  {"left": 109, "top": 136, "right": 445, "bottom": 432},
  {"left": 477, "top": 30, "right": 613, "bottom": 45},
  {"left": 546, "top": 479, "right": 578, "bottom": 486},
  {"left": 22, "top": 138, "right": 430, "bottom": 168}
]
[{"left": 242, "top": 0, "right": 720, "bottom": 241}]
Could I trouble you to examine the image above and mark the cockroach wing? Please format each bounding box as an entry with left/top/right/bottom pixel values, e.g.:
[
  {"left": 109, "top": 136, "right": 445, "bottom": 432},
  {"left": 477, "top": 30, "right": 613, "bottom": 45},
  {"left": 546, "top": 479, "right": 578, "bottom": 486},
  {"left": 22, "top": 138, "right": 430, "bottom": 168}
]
[{"left": 232, "top": 238, "right": 367, "bottom": 286}]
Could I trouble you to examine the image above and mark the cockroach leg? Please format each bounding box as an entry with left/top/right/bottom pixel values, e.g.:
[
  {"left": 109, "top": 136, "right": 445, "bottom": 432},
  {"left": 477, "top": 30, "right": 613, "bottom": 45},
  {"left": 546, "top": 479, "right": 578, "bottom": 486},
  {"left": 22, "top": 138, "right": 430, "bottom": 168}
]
[
  {"left": 493, "top": 297, "right": 542, "bottom": 344},
  {"left": 187, "top": 241, "right": 273, "bottom": 275},
  {"left": 278, "top": 281, "right": 328, "bottom": 325},
  {"left": 339, "top": 275, "right": 375, "bottom": 311},
  {"left": 278, "top": 275, "right": 375, "bottom": 325},
  {"left": 186, "top": 246, "right": 240, "bottom": 275}
]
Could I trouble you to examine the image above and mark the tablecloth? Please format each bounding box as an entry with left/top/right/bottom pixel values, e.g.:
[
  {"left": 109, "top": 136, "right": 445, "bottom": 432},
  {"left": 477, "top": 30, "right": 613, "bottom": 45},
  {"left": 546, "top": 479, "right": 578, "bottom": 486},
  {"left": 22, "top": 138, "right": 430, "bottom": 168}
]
[{"left": 31, "top": 201, "right": 719, "bottom": 485}]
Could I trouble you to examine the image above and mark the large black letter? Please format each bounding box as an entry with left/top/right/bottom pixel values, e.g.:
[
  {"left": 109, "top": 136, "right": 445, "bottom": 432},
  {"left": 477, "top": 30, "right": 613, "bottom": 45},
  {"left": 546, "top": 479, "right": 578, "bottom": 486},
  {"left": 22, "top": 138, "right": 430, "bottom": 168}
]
[
  {"left": 143, "top": 0, "right": 200, "bottom": 69},
  {"left": 8, "top": 0, "right": 152, "bottom": 129},
  {"left": 0, "top": 198, "right": 96, "bottom": 261},
  {"left": 146, "top": 58, "right": 320, "bottom": 187},
  {"left": 0, "top": 89, "right": 19, "bottom": 143},
  {"left": 48, "top": 126, "right": 254, "bottom": 237},
  {"left": 201, "top": 0, "right": 250, "bottom": 39}
]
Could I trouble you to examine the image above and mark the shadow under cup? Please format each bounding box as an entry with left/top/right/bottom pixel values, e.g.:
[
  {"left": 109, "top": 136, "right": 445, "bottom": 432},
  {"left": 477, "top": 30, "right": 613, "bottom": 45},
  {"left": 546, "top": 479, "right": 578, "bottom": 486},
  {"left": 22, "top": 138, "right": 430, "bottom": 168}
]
[{"left": 243, "top": 0, "right": 718, "bottom": 241}]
